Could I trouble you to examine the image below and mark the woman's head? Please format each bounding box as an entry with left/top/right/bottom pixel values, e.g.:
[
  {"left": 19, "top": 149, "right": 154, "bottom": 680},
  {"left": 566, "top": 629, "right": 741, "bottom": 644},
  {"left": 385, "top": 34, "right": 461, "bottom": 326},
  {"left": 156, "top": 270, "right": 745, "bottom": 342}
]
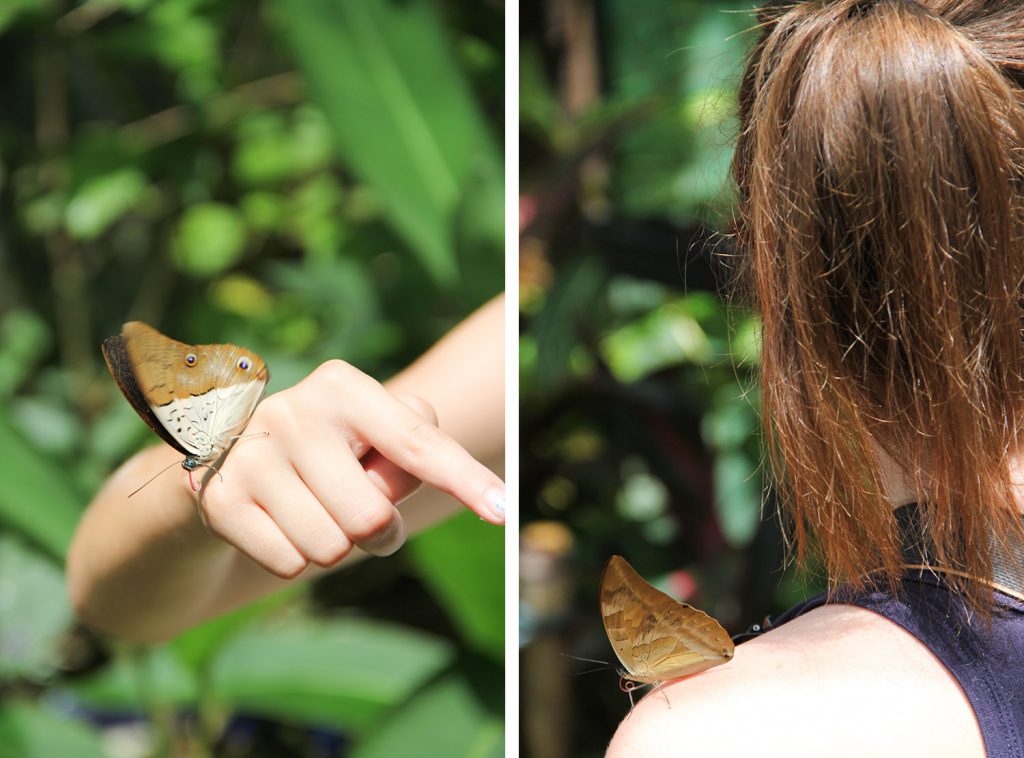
[{"left": 732, "top": 0, "right": 1024, "bottom": 606}]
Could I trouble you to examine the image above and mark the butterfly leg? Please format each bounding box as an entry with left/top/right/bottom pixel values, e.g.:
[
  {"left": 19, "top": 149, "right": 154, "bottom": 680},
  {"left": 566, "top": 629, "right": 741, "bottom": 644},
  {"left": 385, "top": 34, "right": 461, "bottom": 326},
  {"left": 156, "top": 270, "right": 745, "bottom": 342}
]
[{"left": 650, "top": 680, "right": 672, "bottom": 709}]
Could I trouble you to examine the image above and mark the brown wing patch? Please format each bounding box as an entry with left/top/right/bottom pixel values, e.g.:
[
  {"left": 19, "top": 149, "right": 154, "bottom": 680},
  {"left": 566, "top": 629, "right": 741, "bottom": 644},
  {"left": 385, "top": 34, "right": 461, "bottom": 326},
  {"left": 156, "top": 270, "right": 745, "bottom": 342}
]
[
  {"left": 599, "top": 555, "right": 734, "bottom": 684},
  {"left": 120, "top": 321, "right": 268, "bottom": 405}
]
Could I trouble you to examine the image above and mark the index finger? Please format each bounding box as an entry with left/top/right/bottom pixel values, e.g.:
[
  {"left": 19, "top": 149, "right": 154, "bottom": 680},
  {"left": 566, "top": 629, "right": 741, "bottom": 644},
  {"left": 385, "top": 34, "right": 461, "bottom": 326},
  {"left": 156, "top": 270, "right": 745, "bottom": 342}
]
[{"left": 328, "top": 363, "right": 505, "bottom": 523}]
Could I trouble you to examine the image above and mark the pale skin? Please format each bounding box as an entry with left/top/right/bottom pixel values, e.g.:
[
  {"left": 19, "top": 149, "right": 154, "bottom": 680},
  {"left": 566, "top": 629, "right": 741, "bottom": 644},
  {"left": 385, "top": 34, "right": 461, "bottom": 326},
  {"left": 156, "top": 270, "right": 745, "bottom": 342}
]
[
  {"left": 606, "top": 451, "right": 1011, "bottom": 758},
  {"left": 67, "top": 295, "right": 505, "bottom": 644}
]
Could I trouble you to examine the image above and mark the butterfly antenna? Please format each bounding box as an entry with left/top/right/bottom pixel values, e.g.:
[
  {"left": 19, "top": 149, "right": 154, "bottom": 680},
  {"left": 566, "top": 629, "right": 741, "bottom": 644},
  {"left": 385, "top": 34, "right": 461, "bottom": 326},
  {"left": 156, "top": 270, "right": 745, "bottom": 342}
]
[
  {"left": 128, "top": 459, "right": 183, "bottom": 498},
  {"left": 229, "top": 431, "right": 270, "bottom": 442},
  {"left": 558, "top": 653, "right": 613, "bottom": 677}
]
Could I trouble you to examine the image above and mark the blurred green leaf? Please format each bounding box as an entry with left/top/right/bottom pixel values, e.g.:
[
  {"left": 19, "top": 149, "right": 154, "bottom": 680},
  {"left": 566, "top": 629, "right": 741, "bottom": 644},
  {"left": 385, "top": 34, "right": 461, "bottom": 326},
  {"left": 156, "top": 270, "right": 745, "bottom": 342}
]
[
  {"left": 713, "top": 450, "right": 761, "bottom": 548},
  {"left": 10, "top": 396, "right": 80, "bottom": 456},
  {"left": 531, "top": 256, "right": 607, "bottom": 392},
  {"left": 0, "top": 1, "right": 53, "bottom": 34},
  {"left": 615, "top": 468, "right": 669, "bottom": 522},
  {"left": 0, "top": 702, "right": 106, "bottom": 758},
  {"left": 408, "top": 512, "right": 504, "bottom": 659},
  {"left": 702, "top": 393, "right": 756, "bottom": 451},
  {"left": 206, "top": 616, "right": 454, "bottom": 733},
  {"left": 171, "top": 203, "right": 247, "bottom": 278},
  {"left": 605, "top": 0, "right": 748, "bottom": 222},
  {"left": 351, "top": 673, "right": 502, "bottom": 758},
  {"left": 233, "top": 108, "right": 335, "bottom": 187},
  {"left": 209, "top": 274, "right": 274, "bottom": 319},
  {"left": 0, "top": 537, "right": 73, "bottom": 682},
  {"left": 68, "top": 647, "right": 199, "bottom": 709},
  {"left": 170, "top": 586, "right": 302, "bottom": 672},
  {"left": 240, "top": 191, "right": 285, "bottom": 233},
  {"left": 601, "top": 300, "right": 712, "bottom": 382},
  {"left": 519, "top": 42, "right": 559, "bottom": 139},
  {"left": 146, "top": 0, "right": 220, "bottom": 100},
  {"left": 273, "top": 0, "right": 501, "bottom": 285},
  {"left": 453, "top": 159, "right": 504, "bottom": 296},
  {"left": 0, "top": 310, "right": 51, "bottom": 398},
  {"left": 22, "top": 192, "right": 65, "bottom": 236},
  {"left": 0, "top": 411, "right": 82, "bottom": 560},
  {"left": 281, "top": 175, "right": 345, "bottom": 258},
  {"left": 65, "top": 169, "right": 148, "bottom": 241}
]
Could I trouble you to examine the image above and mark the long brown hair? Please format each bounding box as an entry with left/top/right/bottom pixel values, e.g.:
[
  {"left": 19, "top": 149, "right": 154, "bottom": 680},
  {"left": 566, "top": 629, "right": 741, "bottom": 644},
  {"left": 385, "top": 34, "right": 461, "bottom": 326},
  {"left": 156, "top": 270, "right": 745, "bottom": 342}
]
[{"left": 732, "top": 0, "right": 1024, "bottom": 610}]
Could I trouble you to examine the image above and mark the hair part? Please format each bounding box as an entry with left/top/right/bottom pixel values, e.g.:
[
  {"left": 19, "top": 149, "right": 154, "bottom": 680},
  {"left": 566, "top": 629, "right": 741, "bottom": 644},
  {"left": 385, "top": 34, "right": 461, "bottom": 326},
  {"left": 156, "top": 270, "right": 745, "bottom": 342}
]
[{"left": 732, "top": 0, "right": 1024, "bottom": 611}]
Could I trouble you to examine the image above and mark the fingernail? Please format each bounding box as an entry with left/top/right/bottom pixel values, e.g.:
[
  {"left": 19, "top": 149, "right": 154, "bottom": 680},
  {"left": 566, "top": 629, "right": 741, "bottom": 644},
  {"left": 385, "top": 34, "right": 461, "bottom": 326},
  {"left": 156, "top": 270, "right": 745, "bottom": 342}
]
[{"left": 485, "top": 487, "right": 506, "bottom": 522}]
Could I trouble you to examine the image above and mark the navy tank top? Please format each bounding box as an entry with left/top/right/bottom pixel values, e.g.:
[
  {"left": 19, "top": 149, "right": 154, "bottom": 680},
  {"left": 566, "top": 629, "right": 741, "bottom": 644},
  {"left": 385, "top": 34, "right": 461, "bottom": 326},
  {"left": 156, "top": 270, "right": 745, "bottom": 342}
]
[{"left": 741, "top": 508, "right": 1024, "bottom": 756}]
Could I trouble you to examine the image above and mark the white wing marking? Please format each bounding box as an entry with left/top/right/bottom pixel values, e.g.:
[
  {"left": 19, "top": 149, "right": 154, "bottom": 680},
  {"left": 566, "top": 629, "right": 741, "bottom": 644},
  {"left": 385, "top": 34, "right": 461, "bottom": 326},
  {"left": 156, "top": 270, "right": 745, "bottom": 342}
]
[{"left": 151, "top": 379, "right": 266, "bottom": 461}]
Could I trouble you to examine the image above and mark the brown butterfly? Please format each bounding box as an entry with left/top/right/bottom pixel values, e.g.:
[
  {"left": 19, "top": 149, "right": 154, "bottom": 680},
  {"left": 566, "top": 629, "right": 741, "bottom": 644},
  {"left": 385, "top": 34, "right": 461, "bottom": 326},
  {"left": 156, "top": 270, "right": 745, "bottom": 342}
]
[
  {"left": 600, "top": 555, "right": 734, "bottom": 698},
  {"left": 102, "top": 321, "right": 270, "bottom": 492}
]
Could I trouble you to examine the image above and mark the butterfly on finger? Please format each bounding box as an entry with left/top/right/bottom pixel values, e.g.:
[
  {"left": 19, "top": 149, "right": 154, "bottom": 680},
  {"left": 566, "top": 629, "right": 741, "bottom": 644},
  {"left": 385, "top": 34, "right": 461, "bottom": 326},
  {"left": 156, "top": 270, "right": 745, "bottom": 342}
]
[
  {"left": 102, "top": 321, "right": 270, "bottom": 493},
  {"left": 599, "top": 555, "right": 734, "bottom": 702}
]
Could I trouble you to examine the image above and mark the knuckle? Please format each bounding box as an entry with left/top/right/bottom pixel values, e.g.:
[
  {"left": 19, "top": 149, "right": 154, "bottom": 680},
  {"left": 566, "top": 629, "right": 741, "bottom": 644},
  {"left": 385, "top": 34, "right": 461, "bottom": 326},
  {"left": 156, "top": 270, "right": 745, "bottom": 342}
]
[
  {"left": 270, "top": 555, "right": 309, "bottom": 580},
  {"left": 346, "top": 504, "right": 395, "bottom": 542},
  {"left": 309, "top": 535, "right": 351, "bottom": 567},
  {"left": 403, "top": 421, "right": 445, "bottom": 461},
  {"left": 397, "top": 394, "right": 438, "bottom": 424},
  {"left": 313, "top": 359, "right": 359, "bottom": 388},
  {"left": 198, "top": 494, "right": 229, "bottom": 536}
]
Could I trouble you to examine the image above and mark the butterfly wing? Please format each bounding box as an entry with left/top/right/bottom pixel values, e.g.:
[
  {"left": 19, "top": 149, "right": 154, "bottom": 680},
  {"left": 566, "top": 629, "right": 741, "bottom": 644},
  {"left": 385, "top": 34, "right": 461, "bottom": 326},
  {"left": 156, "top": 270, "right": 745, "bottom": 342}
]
[
  {"left": 102, "top": 332, "right": 191, "bottom": 457},
  {"left": 171, "top": 342, "right": 268, "bottom": 459},
  {"left": 600, "top": 555, "right": 734, "bottom": 683},
  {"left": 107, "top": 322, "right": 269, "bottom": 461}
]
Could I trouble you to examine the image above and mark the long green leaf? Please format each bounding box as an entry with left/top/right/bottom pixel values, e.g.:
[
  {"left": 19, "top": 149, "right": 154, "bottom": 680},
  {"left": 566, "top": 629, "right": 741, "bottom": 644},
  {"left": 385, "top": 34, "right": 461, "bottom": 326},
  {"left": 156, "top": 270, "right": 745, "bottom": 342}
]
[
  {"left": 351, "top": 673, "right": 502, "bottom": 758},
  {"left": 0, "top": 411, "right": 83, "bottom": 561},
  {"left": 0, "top": 702, "right": 107, "bottom": 758},
  {"left": 0, "top": 536, "right": 73, "bottom": 683},
  {"left": 408, "top": 512, "right": 504, "bottom": 660},
  {"left": 272, "top": 0, "right": 501, "bottom": 284},
  {"left": 205, "top": 615, "right": 454, "bottom": 733}
]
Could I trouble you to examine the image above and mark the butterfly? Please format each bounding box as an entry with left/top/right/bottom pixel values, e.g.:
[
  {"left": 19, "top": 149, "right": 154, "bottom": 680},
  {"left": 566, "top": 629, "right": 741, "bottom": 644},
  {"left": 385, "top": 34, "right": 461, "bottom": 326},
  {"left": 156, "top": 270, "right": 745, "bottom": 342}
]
[
  {"left": 600, "top": 555, "right": 734, "bottom": 700},
  {"left": 102, "top": 321, "right": 270, "bottom": 492}
]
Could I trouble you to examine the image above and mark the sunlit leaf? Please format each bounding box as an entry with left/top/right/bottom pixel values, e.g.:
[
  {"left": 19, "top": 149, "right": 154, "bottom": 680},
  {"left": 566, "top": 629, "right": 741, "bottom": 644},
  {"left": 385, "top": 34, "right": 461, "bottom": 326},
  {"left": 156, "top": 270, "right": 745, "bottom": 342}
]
[
  {"left": 67, "top": 647, "right": 199, "bottom": 710},
  {"left": 408, "top": 512, "right": 504, "bottom": 659},
  {"left": 0, "top": 537, "right": 73, "bottom": 683},
  {"left": 206, "top": 616, "right": 454, "bottom": 733},
  {"left": 171, "top": 203, "right": 247, "bottom": 278},
  {"left": 0, "top": 412, "right": 82, "bottom": 560},
  {"left": 601, "top": 301, "right": 712, "bottom": 382},
  {"left": 0, "top": 310, "right": 51, "bottom": 399},
  {"left": 65, "top": 169, "right": 148, "bottom": 241},
  {"left": 170, "top": 586, "right": 303, "bottom": 672},
  {"left": 351, "top": 674, "right": 502, "bottom": 758},
  {"left": 272, "top": 0, "right": 501, "bottom": 285},
  {"left": 0, "top": 702, "right": 106, "bottom": 758},
  {"left": 209, "top": 274, "right": 274, "bottom": 318}
]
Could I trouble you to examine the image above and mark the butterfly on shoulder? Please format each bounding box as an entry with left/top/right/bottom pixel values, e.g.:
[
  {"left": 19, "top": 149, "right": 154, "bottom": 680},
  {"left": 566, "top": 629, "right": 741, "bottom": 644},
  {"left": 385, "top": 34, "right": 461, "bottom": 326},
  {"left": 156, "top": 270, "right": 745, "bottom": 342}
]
[
  {"left": 599, "top": 555, "right": 734, "bottom": 700},
  {"left": 102, "top": 321, "right": 270, "bottom": 493}
]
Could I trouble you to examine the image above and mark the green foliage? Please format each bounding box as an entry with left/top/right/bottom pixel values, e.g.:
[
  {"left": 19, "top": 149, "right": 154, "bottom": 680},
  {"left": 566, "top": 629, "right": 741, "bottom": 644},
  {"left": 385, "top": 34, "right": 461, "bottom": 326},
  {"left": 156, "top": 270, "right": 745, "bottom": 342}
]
[
  {"left": 0, "top": 537, "right": 73, "bottom": 681},
  {"left": 272, "top": 0, "right": 503, "bottom": 285},
  {"left": 408, "top": 512, "right": 504, "bottom": 660},
  {"left": 0, "top": 0, "right": 503, "bottom": 753},
  {"left": 520, "top": 3, "right": 821, "bottom": 755},
  {"left": 0, "top": 703, "right": 107, "bottom": 758}
]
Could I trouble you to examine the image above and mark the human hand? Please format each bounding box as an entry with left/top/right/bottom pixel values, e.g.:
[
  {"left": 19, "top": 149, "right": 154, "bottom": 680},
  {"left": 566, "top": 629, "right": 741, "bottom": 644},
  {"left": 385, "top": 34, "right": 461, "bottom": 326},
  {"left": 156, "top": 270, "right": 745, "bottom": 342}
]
[{"left": 194, "top": 359, "right": 506, "bottom": 578}]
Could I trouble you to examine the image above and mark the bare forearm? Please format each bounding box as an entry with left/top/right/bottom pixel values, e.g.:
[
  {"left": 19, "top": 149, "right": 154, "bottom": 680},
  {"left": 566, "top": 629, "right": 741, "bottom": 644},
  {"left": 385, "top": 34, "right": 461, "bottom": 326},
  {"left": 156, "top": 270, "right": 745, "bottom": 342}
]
[{"left": 66, "top": 445, "right": 236, "bottom": 642}]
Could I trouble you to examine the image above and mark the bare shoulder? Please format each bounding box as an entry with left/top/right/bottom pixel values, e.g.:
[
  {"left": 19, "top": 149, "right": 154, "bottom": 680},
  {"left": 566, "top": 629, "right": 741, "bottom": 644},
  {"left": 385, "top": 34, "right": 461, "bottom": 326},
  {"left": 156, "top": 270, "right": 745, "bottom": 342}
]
[{"left": 606, "top": 604, "right": 983, "bottom": 758}]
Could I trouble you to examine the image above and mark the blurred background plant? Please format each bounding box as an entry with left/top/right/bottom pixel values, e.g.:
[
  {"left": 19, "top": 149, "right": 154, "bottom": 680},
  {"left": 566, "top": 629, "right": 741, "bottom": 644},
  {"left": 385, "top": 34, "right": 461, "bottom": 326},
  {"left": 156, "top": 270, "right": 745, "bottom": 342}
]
[
  {"left": 0, "top": 0, "right": 502, "bottom": 755},
  {"left": 519, "top": 1, "right": 824, "bottom": 755}
]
